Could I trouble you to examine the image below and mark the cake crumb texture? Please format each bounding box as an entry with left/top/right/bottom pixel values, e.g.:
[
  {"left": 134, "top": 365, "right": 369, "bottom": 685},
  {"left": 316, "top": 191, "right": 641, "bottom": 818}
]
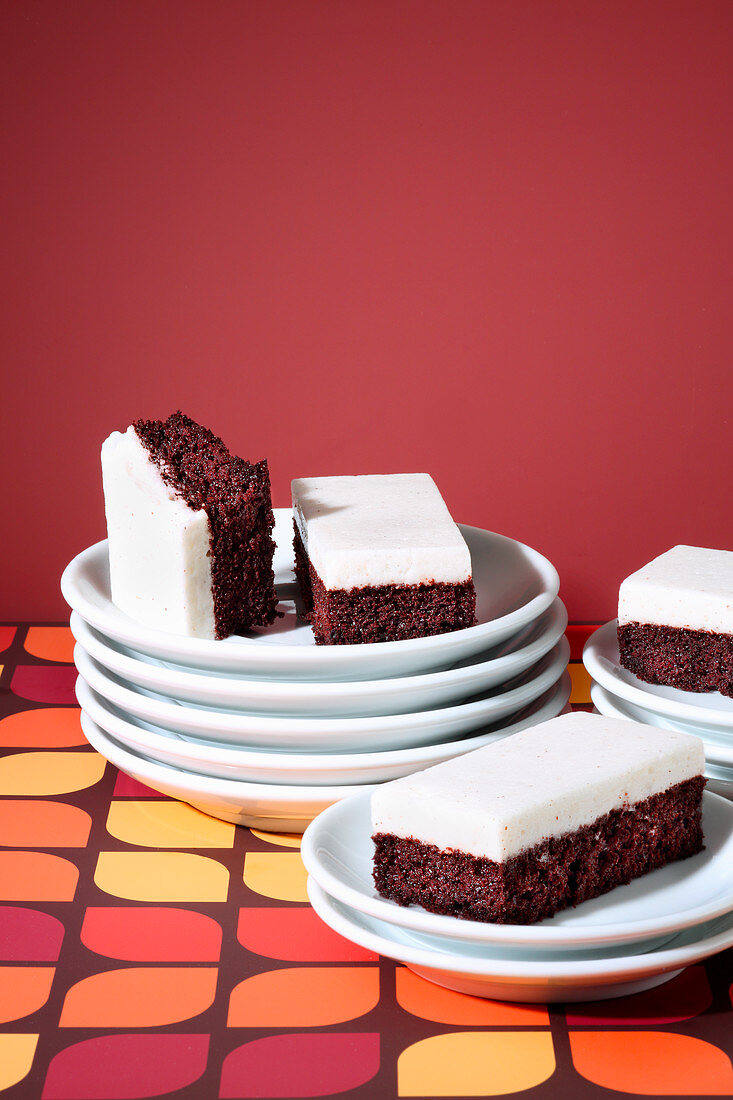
[{"left": 134, "top": 411, "right": 277, "bottom": 638}]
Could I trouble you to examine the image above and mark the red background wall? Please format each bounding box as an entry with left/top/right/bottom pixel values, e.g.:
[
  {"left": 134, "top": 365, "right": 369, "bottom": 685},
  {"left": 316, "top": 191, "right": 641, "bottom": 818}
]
[{"left": 3, "top": 0, "right": 732, "bottom": 622}]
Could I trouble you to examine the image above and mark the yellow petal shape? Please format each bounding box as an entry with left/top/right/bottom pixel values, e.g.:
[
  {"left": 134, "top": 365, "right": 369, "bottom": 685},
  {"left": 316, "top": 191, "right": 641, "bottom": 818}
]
[
  {"left": 95, "top": 852, "right": 229, "bottom": 902},
  {"left": 398, "top": 1032, "right": 555, "bottom": 1096},
  {"left": 106, "top": 801, "right": 235, "bottom": 848},
  {"left": 0, "top": 751, "right": 106, "bottom": 795},
  {"left": 250, "top": 828, "right": 302, "bottom": 848},
  {"left": 243, "top": 852, "right": 308, "bottom": 902},
  {"left": 0, "top": 1034, "right": 39, "bottom": 1090}
]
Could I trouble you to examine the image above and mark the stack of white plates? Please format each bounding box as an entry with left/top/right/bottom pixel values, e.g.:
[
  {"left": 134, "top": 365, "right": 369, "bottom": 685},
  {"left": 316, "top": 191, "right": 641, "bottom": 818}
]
[
  {"left": 584, "top": 622, "right": 733, "bottom": 800},
  {"left": 62, "top": 510, "right": 570, "bottom": 831},
  {"left": 302, "top": 789, "right": 733, "bottom": 1002}
]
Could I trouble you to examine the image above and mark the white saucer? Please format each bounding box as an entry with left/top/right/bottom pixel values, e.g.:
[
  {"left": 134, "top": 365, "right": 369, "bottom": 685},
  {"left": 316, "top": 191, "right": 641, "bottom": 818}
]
[
  {"left": 79, "top": 712, "right": 373, "bottom": 830},
  {"left": 74, "top": 642, "right": 569, "bottom": 752},
  {"left": 590, "top": 682, "right": 733, "bottom": 769},
  {"left": 584, "top": 621, "right": 733, "bottom": 730},
  {"left": 70, "top": 614, "right": 570, "bottom": 718},
  {"left": 307, "top": 878, "right": 733, "bottom": 1002},
  {"left": 61, "top": 510, "right": 560, "bottom": 681},
  {"left": 76, "top": 673, "right": 571, "bottom": 786},
  {"left": 302, "top": 789, "right": 733, "bottom": 950}
]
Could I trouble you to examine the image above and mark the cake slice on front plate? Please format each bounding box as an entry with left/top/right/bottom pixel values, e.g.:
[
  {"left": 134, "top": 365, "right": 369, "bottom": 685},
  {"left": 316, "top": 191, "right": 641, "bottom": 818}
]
[
  {"left": 617, "top": 544, "right": 733, "bottom": 696},
  {"left": 291, "top": 473, "right": 476, "bottom": 645},
  {"left": 371, "top": 712, "right": 705, "bottom": 925},
  {"left": 101, "top": 411, "right": 278, "bottom": 639}
]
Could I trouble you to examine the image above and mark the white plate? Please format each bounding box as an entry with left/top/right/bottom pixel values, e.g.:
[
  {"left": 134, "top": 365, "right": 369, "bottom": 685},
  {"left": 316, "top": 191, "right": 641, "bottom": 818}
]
[
  {"left": 61, "top": 510, "right": 560, "bottom": 681},
  {"left": 74, "top": 642, "right": 569, "bottom": 753},
  {"left": 75, "top": 672, "right": 571, "bottom": 786},
  {"left": 70, "top": 614, "right": 570, "bottom": 718},
  {"left": 590, "top": 682, "right": 733, "bottom": 769},
  {"left": 79, "top": 712, "right": 373, "bottom": 831},
  {"left": 307, "top": 878, "right": 733, "bottom": 1002},
  {"left": 584, "top": 621, "right": 733, "bottom": 730},
  {"left": 302, "top": 789, "right": 733, "bottom": 950}
]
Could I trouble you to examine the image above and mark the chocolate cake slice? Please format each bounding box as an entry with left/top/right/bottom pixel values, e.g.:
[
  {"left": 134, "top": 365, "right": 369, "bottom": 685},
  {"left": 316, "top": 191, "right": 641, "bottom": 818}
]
[
  {"left": 618, "top": 545, "right": 733, "bottom": 697},
  {"left": 372, "top": 712, "right": 705, "bottom": 925},
  {"left": 101, "top": 412, "right": 277, "bottom": 639},
  {"left": 291, "top": 474, "right": 476, "bottom": 645}
]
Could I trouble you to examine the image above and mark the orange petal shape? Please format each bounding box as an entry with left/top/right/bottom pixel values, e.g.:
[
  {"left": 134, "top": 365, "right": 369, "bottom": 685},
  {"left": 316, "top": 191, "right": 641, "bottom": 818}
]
[
  {"left": 569, "top": 1031, "right": 733, "bottom": 1095},
  {"left": 228, "top": 966, "right": 379, "bottom": 1027},
  {"left": 106, "top": 800, "right": 235, "bottom": 848},
  {"left": 0, "top": 709, "right": 85, "bottom": 748},
  {"left": 243, "top": 852, "right": 307, "bottom": 902},
  {"left": 569, "top": 662, "right": 592, "bottom": 705},
  {"left": 25, "top": 627, "right": 75, "bottom": 663},
  {"left": 395, "top": 968, "right": 549, "bottom": 1025},
  {"left": 0, "top": 967, "right": 55, "bottom": 1023},
  {"left": 60, "top": 967, "right": 218, "bottom": 1027},
  {"left": 0, "top": 751, "right": 105, "bottom": 795},
  {"left": 399, "top": 1032, "right": 555, "bottom": 1096},
  {"left": 0, "top": 852, "right": 79, "bottom": 901},
  {"left": 0, "top": 1034, "right": 38, "bottom": 1091},
  {"left": 94, "top": 851, "right": 229, "bottom": 902},
  {"left": 0, "top": 800, "right": 91, "bottom": 848}
]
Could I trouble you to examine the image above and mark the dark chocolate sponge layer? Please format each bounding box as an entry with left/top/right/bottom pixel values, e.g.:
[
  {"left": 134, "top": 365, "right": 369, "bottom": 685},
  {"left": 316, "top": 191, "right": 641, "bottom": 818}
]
[
  {"left": 293, "top": 523, "right": 476, "bottom": 645},
  {"left": 373, "top": 776, "right": 705, "bottom": 925},
  {"left": 618, "top": 621, "right": 733, "bottom": 697},
  {"left": 134, "top": 412, "right": 277, "bottom": 639}
]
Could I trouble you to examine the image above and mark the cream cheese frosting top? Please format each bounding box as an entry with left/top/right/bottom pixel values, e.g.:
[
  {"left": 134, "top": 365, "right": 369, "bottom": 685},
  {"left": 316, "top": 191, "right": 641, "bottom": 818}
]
[
  {"left": 370, "top": 712, "right": 703, "bottom": 862},
  {"left": 101, "top": 427, "right": 216, "bottom": 638},
  {"left": 291, "top": 474, "right": 471, "bottom": 591},
  {"left": 618, "top": 545, "right": 733, "bottom": 633}
]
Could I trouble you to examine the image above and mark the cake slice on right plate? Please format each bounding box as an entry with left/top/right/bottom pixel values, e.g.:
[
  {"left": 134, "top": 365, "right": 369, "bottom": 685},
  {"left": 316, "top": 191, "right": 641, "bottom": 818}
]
[
  {"left": 617, "top": 544, "right": 733, "bottom": 696},
  {"left": 371, "top": 711, "right": 705, "bottom": 925}
]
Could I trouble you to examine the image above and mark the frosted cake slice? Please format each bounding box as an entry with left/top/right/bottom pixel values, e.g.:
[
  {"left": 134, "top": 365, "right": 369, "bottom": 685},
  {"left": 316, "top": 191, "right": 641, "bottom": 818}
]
[
  {"left": 291, "top": 474, "right": 476, "bottom": 645},
  {"left": 101, "top": 412, "right": 278, "bottom": 639},
  {"left": 618, "top": 545, "right": 733, "bottom": 696},
  {"left": 371, "top": 712, "right": 705, "bottom": 925}
]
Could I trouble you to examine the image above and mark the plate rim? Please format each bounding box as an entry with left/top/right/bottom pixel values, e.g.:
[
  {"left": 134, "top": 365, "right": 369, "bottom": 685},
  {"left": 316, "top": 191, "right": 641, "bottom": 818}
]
[
  {"left": 306, "top": 876, "right": 733, "bottom": 981},
  {"left": 61, "top": 513, "right": 560, "bottom": 672},
  {"left": 69, "top": 602, "right": 568, "bottom": 698},
  {"left": 71, "top": 633, "right": 571, "bottom": 718},
  {"left": 584, "top": 620, "right": 733, "bottom": 729},
  {"left": 79, "top": 710, "right": 375, "bottom": 803},
  {"left": 590, "top": 681, "right": 733, "bottom": 769},
  {"left": 301, "top": 787, "right": 733, "bottom": 948},
  {"left": 75, "top": 671, "right": 571, "bottom": 777}
]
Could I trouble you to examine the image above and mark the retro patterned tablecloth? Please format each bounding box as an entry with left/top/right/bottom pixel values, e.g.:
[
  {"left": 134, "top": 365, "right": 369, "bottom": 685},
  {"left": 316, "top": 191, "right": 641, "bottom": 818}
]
[{"left": 1, "top": 623, "right": 733, "bottom": 1100}]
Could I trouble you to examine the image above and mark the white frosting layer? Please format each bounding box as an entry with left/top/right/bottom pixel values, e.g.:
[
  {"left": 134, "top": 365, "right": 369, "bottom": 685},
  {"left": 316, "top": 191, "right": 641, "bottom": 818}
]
[
  {"left": 101, "top": 427, "right": 216, "bottom": 638},
  {"left": 618, "top": 545, "right": 733, "bottom": 633},
  {"left": 291, "top": 474, "right": 471, "bottom": 591},
  {"left": 371, "top": 712, "right": 703, "bottom": 861}
]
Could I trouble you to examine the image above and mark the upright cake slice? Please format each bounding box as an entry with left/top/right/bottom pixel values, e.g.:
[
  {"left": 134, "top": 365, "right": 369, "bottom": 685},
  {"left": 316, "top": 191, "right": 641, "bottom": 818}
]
[
  {"left": 291, "top": 474, "right": 476, "bottom": 645},
  {"left": 101, "top": 412, "right": 278, "bottom": 639},
  {"left": 618, "top": 545, "right": 733, "bottom": 696},
  {"left": 372, "top": 712, "right": 705, "bottom": 924}
]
